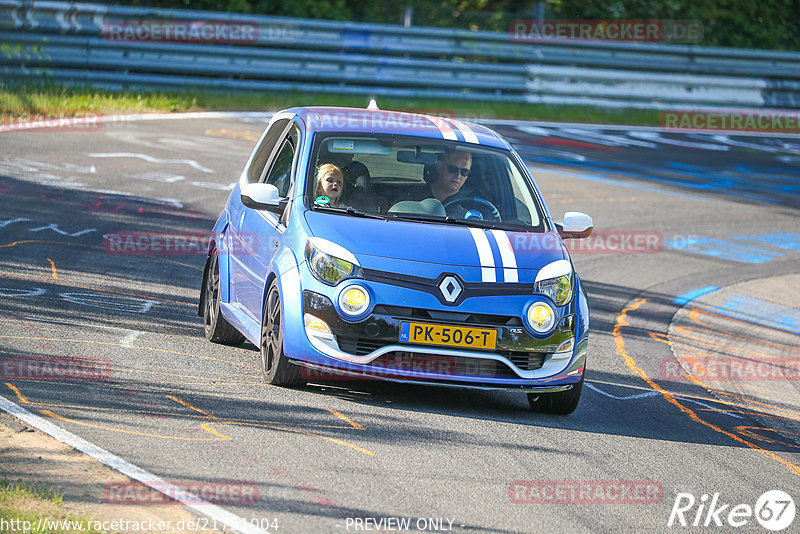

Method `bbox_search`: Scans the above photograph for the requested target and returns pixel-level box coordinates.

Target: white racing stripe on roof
[449,119,480,144]
[468,227,496,282]
[423,115,458,141]
[490,230,518,283]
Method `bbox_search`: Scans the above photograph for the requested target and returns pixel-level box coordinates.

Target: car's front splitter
[289,359,579,393]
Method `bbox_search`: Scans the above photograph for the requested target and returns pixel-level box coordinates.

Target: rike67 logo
[668,490,795,531]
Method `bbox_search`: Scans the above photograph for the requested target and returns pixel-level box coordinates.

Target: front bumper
[297,290,586,388]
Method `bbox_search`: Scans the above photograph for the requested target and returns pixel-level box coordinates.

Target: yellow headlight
[344,289,365,307]
[528,302,555,333]
[339,286,370,316]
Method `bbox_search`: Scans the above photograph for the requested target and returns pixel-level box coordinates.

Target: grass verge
[1,82,661,125]
[0,480,101,534]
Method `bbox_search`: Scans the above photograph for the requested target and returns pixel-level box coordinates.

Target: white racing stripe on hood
[468,227,496,282]
[490,230,518,282]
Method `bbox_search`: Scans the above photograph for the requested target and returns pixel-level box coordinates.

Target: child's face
[320,173,343,201]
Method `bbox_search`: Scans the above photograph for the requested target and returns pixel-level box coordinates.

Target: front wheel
[261,281,306,387]
[527,377,583,415]
[203,250,245,345]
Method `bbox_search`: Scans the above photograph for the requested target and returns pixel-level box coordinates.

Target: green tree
[112,0,799,49]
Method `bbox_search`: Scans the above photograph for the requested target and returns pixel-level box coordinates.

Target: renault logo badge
[438,275,462,303]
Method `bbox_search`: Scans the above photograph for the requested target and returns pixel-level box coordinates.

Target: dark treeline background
[114,0,798,51]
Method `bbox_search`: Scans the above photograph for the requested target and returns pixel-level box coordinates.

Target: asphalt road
[1,113,798,533]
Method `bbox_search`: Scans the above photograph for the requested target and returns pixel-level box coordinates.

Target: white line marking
[119,331,142,345]
[467,227,496,282]
[0,288,46,297]
[88,153,215,174]
[93,190,183,208]
[479,118,800,139]
[190,181,237,191]
[126,171,186,183]
[708,134,798,154]
[58,293,157,314]
[0,217,31,228]
[489,230,518,283]
[0,394,268,534]
[586,382,660,400]
[23,316,143,344]
[28,224,95,237]
[627,130,729,151]
[676,396,745,419]
[586,383,745,419]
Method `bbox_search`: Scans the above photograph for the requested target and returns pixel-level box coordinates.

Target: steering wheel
[443,196,501,222]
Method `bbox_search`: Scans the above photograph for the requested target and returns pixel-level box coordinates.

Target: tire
[527,376,583,415]
[261,280,306,387]
[203,250,245,345]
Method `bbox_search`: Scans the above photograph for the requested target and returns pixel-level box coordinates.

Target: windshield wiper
[388,213,508,229]
[313,205,387,220]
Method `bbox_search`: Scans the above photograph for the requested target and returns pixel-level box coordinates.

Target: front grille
[337,337,548,371]
[505,351,547,371]
[368,352,518,379]
[375,305,522,327]
[337,337,384,356]
[362,268,534,306]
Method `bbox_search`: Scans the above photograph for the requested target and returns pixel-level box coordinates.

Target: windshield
[306,133,547,231]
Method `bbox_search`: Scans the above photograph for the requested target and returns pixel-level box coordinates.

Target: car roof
[281,106,511,150]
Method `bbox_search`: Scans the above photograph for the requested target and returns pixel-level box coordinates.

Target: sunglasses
[446,164,470,177]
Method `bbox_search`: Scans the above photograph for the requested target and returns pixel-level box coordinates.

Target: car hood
[304,210,566,282]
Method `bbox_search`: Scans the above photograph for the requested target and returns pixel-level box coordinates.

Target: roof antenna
[367,99,380,111]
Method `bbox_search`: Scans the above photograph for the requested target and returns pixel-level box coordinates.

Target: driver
[410,149,474,218]
[430,149,471,205]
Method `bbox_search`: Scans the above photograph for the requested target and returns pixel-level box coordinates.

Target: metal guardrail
[2,0,799,109]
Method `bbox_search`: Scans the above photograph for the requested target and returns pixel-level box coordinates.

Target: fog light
[304,314,331,334]
[527,302,555,333]
[556,337,575,353]
[339,285,370,316]
[553,337,575,358]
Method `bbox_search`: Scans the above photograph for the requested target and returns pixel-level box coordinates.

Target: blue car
[200,104,593,414]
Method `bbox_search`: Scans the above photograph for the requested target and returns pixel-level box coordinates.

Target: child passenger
[314,163,344,206]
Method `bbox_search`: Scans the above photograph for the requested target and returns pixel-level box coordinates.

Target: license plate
[399,322,497,350]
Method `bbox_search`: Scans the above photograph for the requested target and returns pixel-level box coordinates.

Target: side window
[247,118,290,183]
[264,139,295,198]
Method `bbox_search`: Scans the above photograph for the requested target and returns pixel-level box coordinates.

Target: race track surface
[1,114,798,533]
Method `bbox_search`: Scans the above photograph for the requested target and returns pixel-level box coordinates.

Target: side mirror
[241,183,287,214]
[557,211,593,239]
